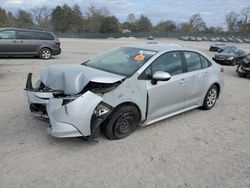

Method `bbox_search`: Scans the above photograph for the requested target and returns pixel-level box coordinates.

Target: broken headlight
[227,57,234,61]
[93,102,112,117]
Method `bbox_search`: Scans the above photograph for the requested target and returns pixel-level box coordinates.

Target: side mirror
[151,71,171,85]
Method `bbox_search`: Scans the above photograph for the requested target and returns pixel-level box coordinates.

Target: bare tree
[241,6,250,33]
[190,13,207,32]
[32,6,51,30]
[225,11,239,33]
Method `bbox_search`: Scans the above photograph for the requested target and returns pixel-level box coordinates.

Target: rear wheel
[103,105,140,140]
[201,85,218,110]
[40,48,52,59]
[232,59,237,66]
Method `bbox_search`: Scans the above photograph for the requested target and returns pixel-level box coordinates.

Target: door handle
[179,78,185,84]
[203,72,208,77]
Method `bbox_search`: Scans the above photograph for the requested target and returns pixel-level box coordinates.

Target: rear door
[182,51,211,107]
[0,29,18,54]
[16,30,41,54]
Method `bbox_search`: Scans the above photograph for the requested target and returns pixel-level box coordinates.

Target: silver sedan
[24,44,224,140]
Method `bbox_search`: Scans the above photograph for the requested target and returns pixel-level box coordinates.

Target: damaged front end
[47,92,113,138]
[24,64,125,138]
[24,73,57,118]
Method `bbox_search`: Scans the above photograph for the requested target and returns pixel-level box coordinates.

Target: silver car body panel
[25,44,224,138]
[25,90,53,104]
[47,91,102,137]
[40,64,125,95]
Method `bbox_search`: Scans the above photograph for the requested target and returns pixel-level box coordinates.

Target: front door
[0,30,18,54]
[142,51,187,122]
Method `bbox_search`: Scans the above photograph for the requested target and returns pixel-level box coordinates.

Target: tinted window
[200,55,212,68]
[17,31,39,39]
[0,30,15,39]
[151,52,183,76]
[39,32,54,40]
[184,52,202,72]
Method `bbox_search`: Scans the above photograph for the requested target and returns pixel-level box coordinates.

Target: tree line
[0,4,249,35]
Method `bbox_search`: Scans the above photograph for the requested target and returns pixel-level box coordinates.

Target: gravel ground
[0,38,249,188]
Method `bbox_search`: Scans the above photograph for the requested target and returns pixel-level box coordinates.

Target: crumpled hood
[40,64,125,95]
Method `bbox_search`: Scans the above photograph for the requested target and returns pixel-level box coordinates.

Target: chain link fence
[56,32,250,39]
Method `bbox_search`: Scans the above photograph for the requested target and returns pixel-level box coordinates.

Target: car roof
[123,44,187,52]
[0,27,51,34]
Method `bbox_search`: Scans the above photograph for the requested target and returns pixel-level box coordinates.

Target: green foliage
[100,16,119,33]
[16,9,34,28]
[0,7,8,26]
[155,20,177,32]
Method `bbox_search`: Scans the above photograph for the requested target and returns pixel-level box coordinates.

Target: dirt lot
[0,38,250,188]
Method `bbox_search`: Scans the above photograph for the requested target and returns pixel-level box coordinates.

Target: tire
[232,59,237,66]
[201,85,218,110]
[103,105,140,140]
[40,48,52,59]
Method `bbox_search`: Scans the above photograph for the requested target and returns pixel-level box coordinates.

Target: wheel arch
[211,82,221,98]
[112,102,142,121]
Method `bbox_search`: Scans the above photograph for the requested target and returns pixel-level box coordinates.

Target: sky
[1,0,250,28]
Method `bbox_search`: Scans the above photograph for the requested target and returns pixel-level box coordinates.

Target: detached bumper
[24,89,53,105]
[46,91,103,138]
[24,73,53,117]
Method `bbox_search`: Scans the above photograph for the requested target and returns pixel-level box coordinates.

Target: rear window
[17,31,39,39]
[38,32,54,40]
[184,52,202,72]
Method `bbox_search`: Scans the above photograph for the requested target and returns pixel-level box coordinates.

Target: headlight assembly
[227,57,234,61]
[93,102,112,117]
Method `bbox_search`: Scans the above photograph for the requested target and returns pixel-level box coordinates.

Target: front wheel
[232,59,237,66]
[40,48,52,59]
[201,85,218,110]
[103,105,140,140]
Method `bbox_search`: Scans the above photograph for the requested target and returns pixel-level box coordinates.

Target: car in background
[243,38,250,43]
[236,55,250,77]
[209,43,226,52]
[179,36,189,41]
[24,44,224,140]
[213,47,247,66]
[0,28,61,59]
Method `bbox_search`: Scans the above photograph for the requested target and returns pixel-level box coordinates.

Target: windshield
[221,48,237,54]
[85,47,157,76]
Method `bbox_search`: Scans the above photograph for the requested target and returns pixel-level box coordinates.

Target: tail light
[55,39,60,48]
[220,67,224,73]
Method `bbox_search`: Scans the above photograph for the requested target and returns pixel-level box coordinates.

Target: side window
[151,51,183,76]
[184,52,202,72]
[17,31,39,40]
[200,55,212,68]
[0,30,15,39]
[39,32,54,40]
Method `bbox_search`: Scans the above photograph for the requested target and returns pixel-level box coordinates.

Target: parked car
[202,36,208,41]
[220,37,228,42]
[0,28,61,59]
[196,37,202,41]
[213,47,247,66]
[179,36,189,41]
[242,38,250,43]
[147,35,154,40]
[209,43,226,52]
[190,36,196,41]
[24,44,224,140]
[236,55,250,77]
